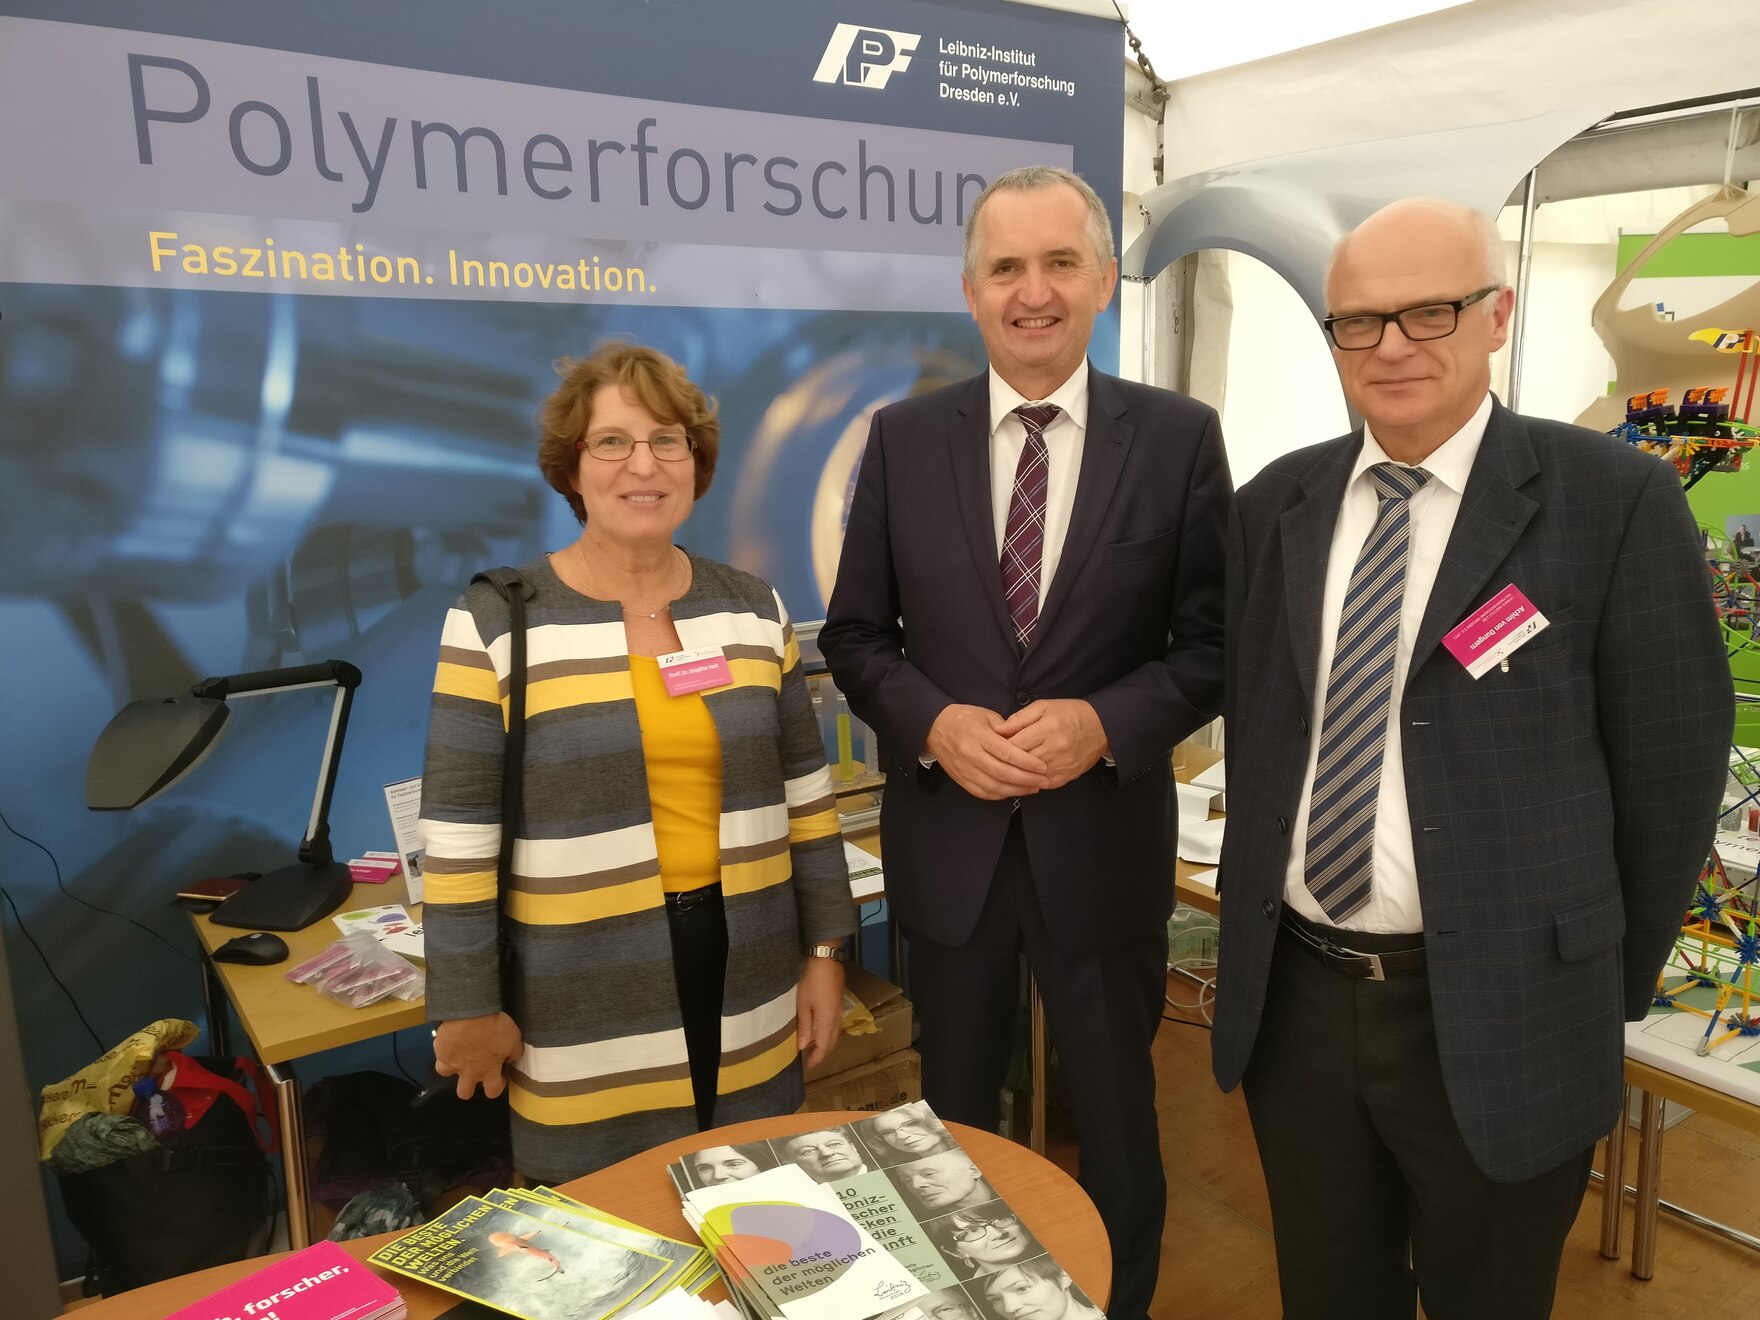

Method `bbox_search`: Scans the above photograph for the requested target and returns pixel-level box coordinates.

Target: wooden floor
[1069,978,1760,1318]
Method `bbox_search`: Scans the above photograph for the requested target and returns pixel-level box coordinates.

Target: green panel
[1613,229,1760,709]
[1685,455,1760,532]
[1734,694,1760,749]
[1618,231,1760,278]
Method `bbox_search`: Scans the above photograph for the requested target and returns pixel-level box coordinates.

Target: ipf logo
[813,23,921,90]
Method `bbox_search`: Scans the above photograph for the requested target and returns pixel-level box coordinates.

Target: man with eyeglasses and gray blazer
[1213,197,1731,1319]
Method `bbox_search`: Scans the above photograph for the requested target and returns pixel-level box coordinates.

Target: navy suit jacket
[1212,402,1733,1182]
[820,367,1229,954]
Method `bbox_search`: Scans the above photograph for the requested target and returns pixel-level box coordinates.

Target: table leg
[1630,1088,1665,1280]
[1599,1088,1628,1260]
[201,956,233,1059]
[1029,976,1047,1156]
[1649,1197,1760,1252]
[265,1061,310,1250]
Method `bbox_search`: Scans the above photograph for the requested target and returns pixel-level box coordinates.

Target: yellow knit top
[629,654,723,893]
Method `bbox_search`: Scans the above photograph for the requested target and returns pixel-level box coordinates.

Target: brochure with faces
[682,1163,925,1320]
[670,1101,1106,1319]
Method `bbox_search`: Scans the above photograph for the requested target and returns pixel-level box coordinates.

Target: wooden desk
[71,1113,1111,1320]
[1175,859,1220,917]
[840,817,899,976]
[1175,743,1224,916]
[1598,1057,1760,1278]
[190,875,428,1248]
[192,859,905,1251]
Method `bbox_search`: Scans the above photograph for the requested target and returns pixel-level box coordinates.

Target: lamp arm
[298,678,357,867]
[187,660,363,866]
[192,660,362,700]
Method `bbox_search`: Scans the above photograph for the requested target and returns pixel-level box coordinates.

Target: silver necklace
[577,543,686,618]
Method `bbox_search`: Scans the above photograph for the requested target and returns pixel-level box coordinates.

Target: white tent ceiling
[1127,0,1472,82]
[1159,0,1760,182]
[1126,0,1760,310]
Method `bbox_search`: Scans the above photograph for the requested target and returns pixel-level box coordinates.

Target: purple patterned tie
[1000,403,1060,648]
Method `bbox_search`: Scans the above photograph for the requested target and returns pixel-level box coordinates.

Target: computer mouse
[213,931,290,965]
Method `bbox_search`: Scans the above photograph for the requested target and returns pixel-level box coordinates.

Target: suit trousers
[907,817,1168,1320]
[1242,918,1595,1320]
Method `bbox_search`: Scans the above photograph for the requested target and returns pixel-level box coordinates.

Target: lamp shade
[85,696,229,810]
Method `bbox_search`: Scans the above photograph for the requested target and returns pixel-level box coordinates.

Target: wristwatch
[806,942,846,962]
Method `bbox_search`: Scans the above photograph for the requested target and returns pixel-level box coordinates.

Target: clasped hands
[923,699,1109,800]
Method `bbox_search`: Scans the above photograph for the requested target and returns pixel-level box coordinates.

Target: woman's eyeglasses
[577,432,696,461]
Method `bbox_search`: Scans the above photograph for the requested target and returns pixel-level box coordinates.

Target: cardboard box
[804,1047,922,1113]
[803,965,912,1083]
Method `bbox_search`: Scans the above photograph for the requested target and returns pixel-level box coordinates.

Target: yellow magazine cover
[370,1197,667,1320]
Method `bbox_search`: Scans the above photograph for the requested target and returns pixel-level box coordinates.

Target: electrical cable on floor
[390,1028,422,1085]
[1161,1013,1213,1030]
[1165,951,1219,1028]
[1164,980,1216,1022]
[0,883,105,1051]
[0,804,197,964]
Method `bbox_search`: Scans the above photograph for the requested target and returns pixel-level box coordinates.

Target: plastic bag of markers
[285,931,425,1008]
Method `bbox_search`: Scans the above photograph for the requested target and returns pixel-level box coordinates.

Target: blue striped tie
[1304,462,1431,923]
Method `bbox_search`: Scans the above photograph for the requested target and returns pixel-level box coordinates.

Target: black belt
[665,883,723,913]
[1279,908,1426,981]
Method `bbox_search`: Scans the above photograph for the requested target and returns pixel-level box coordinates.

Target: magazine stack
[668,1101,1108,1320]
[166,1239,404,1320]
[370,1185,713,1320]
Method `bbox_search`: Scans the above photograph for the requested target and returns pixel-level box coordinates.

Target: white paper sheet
[382,776,425,904]
[1178,816,1226,865]
[1176,781,1218,820]
[844,840,885,903]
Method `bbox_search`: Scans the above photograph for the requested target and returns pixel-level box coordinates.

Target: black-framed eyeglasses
[576,432,696,461]
[949,1214,1019,1243]
[1323,286,1501,351]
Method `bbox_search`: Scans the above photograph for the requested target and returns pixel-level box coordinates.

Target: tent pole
[1508,169,1540,412]
[1142,273,1156,386]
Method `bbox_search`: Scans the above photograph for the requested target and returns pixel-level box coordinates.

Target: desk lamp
[85,660,364,931]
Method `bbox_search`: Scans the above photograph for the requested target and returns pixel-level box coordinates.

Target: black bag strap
[470,568,532,986]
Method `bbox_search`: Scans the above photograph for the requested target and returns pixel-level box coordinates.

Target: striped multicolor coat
[418,553,856,1181]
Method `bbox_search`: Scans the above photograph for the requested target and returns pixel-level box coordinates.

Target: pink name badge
[1442,583,1550,679]
[657,646,732,696]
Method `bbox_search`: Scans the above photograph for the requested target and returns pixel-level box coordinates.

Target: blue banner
[0,0,1123,1233]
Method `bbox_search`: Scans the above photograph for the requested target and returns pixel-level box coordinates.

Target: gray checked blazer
[1211,401,1733,1183]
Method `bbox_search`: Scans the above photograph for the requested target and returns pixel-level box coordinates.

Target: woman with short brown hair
[420,340,854,1181]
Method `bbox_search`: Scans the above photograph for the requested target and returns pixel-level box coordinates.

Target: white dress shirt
[986,362,1089,611]
[1282,393,1493,934]
[917,364,1094,773]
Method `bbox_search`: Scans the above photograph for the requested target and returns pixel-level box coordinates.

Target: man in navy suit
[821,165,1229,1320]
[1213,198,1732,1318]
